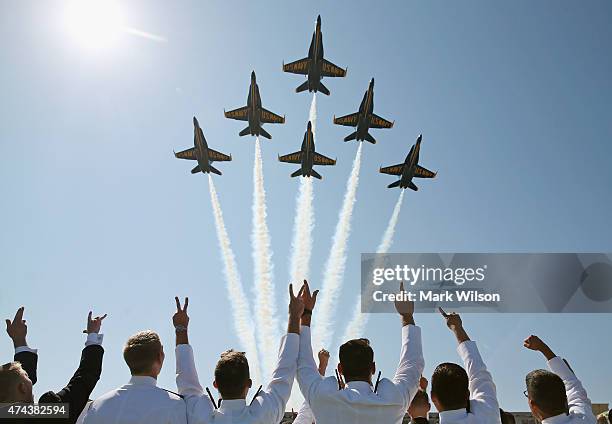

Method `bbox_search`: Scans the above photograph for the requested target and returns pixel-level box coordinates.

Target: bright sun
[63,0,125,49]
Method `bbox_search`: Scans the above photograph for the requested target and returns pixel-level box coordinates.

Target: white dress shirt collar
[439,407,469,423]
[218,398,246,413]
[542,413,571,424]
[345,380,373,393]
[128,376,158,387]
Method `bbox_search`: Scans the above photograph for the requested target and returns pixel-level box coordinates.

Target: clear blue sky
[1,0,611,412]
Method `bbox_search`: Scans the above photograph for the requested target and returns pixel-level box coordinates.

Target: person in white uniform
[297,281,424,424]
[523,335,596,424]
[293,348,332,424]
[173,283,305,424]
[82,330,186,424]
[430,309,501,424]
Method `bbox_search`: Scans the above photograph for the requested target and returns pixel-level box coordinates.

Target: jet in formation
[224,71,285,139]
[278,121,336,179]
[174,117,232,175]
[333,78,394,144]
[283,15,347,95]
[379,135,436,190]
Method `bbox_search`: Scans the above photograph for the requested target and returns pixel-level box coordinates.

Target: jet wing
[313,152,336,166]
[208,148,232,162]
[320,59,347,78]
[260,108,285,124]
[224,106,249,121]
[283,58,310,75]
[333,112,360,127]
[369,113,394,129]
[174,147,197,160]
[379,164,404,175]
[414,165,436,178]
[278,151,302,164]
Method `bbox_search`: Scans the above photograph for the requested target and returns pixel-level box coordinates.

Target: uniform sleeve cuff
[85,333,104,346]
[15,346,38,355]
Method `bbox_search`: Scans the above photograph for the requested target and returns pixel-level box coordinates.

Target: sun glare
[63,0,125,49]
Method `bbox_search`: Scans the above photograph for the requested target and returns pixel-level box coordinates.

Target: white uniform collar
[439,407,468,423]
[128,376,157,387]
[542,413,571,424]
[218,399,246,412]
[345,381,373,392]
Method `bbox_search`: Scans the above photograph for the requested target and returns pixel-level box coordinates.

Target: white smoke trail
[252,138,280,380]
[207,175,262,384]
[341,190,405,342]
[289,95,317,284]
[312,142,363,351]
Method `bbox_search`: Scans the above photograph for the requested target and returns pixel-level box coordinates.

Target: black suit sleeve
[38,344,104,424]
[14,350,38,385]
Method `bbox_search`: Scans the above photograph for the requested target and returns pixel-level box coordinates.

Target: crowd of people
[0,281,606,424]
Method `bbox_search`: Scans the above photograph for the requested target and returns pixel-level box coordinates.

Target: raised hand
[173,297,189,328]
[419,376,428,391]
[83,311,107,334]
[439,307,469,343]
[300,280,319,312]
[5,307,27,347]
[394,282,414,316]
[318,349,330,376]
[288,284,305,334]
[523,335,556,360]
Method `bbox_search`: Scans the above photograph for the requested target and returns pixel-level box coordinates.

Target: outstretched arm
[524,335,594,419]
[392,282,424,408]
[40,311,106,423]
[296,281,324,405]
[441,309,499,417]
[258,283,304,424]
[7,307,38,384]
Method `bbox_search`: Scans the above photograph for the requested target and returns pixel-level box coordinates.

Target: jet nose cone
[317,15,321,24]
[193,116,199,126]
[307,121,312,130]
[251,70,256,80]
[370,78,375,86]
[417,134,422,142]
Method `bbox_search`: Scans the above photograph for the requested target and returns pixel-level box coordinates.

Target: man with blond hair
[82,329,186,424]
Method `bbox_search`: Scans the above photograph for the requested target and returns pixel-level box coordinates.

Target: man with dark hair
[174,282,305,423]
[1,307,106,424]
[82,329,186,423]
[296,281,424,424]
[523,335,596,424]
[430,309,500,424]
[408,377,431,424]
[500,409,516,424]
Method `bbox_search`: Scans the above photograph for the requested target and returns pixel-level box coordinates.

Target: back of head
[214,350,250,399]
[525,369,567,418]
[0,362,30,403]
[431,362,469,411]
[339,338,374,381]
[123,330,163,376]
[500,409,516,424]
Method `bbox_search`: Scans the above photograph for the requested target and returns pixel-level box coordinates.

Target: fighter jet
[224,71,285,140]
[174,117,232,175]
[333,78,394,144]
[283,15,346,95]
[278,121,336,179]
[379,135,436,190]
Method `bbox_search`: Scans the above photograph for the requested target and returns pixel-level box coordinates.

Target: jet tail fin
[344,131,358,142]
[387,180,400,189]
[191,165,201,174]
[296,81,309,93]
[291,169,302,178]
[209,165,222,176]
[408,181,418,191]
[310,169,322,179]
[259,127,272,139]
[239,126,251,137]
[317,81,330,96]
[365,132,377,144]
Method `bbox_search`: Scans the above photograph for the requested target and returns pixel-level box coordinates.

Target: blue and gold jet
[174,117,232,175]
[333,78,394,144]
[224,71,285,140]
[283,15,347,96]
[380,135,436,190]
[278,121,336,179]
